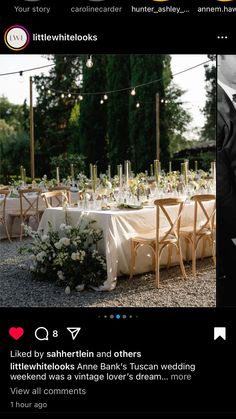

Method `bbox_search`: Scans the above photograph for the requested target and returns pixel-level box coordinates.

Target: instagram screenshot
[0,0,236,417]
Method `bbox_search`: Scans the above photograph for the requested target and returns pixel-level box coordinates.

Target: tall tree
[106,55,130,174]
[0,96,29,182]
[79,55,107,174]
[165,83,192,158]
[128,55,172,173]
[34,55,82,175]
[0,95,27,129]
[201,55,216,142]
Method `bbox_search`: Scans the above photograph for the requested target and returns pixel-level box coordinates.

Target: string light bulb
[18,71,25,84]
[61,93,65,99]
[86,55,93,68]
[47,89,51,94]
[68,93,72,98]
[100,99,104,104]
[136,102,140,108]
[104,94,108,100]
[131,88,136,96]
[79,95,83,101]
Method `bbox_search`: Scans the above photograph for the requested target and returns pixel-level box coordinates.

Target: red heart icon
[9,327,24,340]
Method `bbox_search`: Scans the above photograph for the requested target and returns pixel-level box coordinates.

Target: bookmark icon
[214,327,226,341]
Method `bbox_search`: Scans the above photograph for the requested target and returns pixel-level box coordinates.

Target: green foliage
[22,218,107,291]
[165,83,192,160]
[79,55,108,173]
[128,55,175,172]
[50,153,85,180]
[197,150,216,171]
[68,102,80,153]
[201,55,216,142]
[1,55,193,182]
[173,141,215,172]
[0,96,30,183]
[106,55,130,173]
[34,55,82,175]
[0,95,27,128]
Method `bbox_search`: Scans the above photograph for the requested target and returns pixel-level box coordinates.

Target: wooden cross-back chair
[48,187,71,205]
[8,188,41,240]
[41,190,70,209]
[180,194,216,277]
[130,197,187,288]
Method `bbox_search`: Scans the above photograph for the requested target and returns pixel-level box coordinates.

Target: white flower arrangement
[76,173,89,191]
[21,217,107,292]
[99,174,112,189]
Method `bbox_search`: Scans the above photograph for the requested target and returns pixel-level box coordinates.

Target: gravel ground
[0,238,216,307]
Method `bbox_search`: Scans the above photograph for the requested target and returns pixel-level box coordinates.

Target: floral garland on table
[21,216,107,294]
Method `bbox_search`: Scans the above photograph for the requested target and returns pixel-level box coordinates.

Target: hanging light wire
[0,63,55,77]
[45,59,212,97]
[0,59,212,98]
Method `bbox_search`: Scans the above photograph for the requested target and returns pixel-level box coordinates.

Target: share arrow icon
[67,327,81,340]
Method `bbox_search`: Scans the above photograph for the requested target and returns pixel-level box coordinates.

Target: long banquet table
[37,202,214,291]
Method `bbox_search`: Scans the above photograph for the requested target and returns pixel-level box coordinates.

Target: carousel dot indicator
[110,315,114,319]
[122,315,127,319]
[116,314,121,319]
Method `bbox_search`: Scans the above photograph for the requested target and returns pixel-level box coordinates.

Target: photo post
[0,1,235,417]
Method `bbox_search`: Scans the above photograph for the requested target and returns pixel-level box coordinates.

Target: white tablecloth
[38,202,214,291]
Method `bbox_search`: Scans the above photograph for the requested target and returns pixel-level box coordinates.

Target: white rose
[59,223,66,230]
[65,286,71,295]
[41,235,49,242]
[65,225,72,232]
[71,252,77,261]
[92,250,98,258]
[57,270,65,280]
[79,251,86,262]
[36,251,47,262]
[55,242,62,250]
[60,237,70,247]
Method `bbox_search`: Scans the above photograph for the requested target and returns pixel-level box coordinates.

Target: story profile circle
[4,25,30,51]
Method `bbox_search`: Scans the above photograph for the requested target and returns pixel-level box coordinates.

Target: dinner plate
[117,204,143,210]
